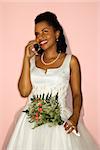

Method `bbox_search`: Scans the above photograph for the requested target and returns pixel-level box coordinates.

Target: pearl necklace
[41,52,61,66]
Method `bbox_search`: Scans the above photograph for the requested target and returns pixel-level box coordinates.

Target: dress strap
[63,54,72,67]
[61,54,72,75]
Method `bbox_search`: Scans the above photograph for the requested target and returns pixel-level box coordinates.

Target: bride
[7,11,99,150]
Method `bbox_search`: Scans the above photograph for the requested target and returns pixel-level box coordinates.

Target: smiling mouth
[40,40,48,46]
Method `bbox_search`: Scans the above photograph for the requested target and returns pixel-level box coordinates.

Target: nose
[37,32,45,41]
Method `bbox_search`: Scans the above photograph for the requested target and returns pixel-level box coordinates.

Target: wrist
[24,55,31,61]
[68,114,79,126]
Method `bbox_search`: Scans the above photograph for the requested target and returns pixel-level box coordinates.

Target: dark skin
[64,55,82,133]
[35,52,67,71]
[18,21,82,133]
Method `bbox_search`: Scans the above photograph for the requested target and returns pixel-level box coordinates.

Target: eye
[43,29,48,34]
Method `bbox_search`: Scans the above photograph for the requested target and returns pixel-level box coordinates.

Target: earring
[56,38,59,42]
[58,50,61,53]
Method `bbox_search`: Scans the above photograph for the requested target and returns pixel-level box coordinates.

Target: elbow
[73,92,82,99]
[18,85,32,98]
[19,91,31,97]
[73,92,83,103]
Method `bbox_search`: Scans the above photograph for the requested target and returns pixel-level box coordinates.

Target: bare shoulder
[70,54,81,73]
[70,54,80,67]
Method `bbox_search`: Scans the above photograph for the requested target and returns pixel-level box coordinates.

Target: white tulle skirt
[6,110,99,150]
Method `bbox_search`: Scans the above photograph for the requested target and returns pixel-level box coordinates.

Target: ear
[55,30,60,40]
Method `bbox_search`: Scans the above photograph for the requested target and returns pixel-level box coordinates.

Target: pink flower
[38,107,43,112]
[35,112,39,117]
[35,116,39,121]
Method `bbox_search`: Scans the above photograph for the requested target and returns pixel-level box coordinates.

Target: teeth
[40,40,47,45]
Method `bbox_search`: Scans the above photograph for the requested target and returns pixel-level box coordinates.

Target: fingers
[64,122,74,134]
[67,127,74,134]
[27,41,35,49]
[26,40,39,55]
[31,48,38,55]
[27,40,39,54]
[28,39,39,45]
[25,40,36,51]
[64,120,77,134]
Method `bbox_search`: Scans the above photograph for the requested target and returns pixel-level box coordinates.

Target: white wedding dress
[7,54,99,150]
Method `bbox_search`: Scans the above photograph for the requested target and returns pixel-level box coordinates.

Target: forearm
[18,55,32,97]
[69,93,83,125]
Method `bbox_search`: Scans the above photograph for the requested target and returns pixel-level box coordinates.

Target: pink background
[0,1,100,149]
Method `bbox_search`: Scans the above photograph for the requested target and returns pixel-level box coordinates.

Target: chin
[41,42,52,50]
[41,46,49,51]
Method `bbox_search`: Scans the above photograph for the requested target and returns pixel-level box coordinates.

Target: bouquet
[23,92,64,129]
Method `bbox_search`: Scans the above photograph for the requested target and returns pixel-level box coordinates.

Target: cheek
[48,32,56,41]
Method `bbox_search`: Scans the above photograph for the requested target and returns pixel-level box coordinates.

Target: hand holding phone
[33,43,44,54]
[25,40,39,59]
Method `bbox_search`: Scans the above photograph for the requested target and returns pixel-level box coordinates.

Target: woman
[7,11,99,150]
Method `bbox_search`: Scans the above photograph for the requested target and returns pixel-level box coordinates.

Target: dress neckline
[34,53,69,74]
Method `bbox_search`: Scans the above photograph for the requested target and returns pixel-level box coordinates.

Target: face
[35,21,60,51]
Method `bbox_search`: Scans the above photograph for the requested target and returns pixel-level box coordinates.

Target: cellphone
[34,43,44,54]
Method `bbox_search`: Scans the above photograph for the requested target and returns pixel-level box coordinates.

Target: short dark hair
[35,11,67,53]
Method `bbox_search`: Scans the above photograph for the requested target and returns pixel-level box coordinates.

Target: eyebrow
[35,27,49,34]
[42,27,49,31]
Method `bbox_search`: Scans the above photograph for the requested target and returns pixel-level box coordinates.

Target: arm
[18,40,38,97]
[69,55,83,126]
[18,56,32,97]
[64,55,83,133]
